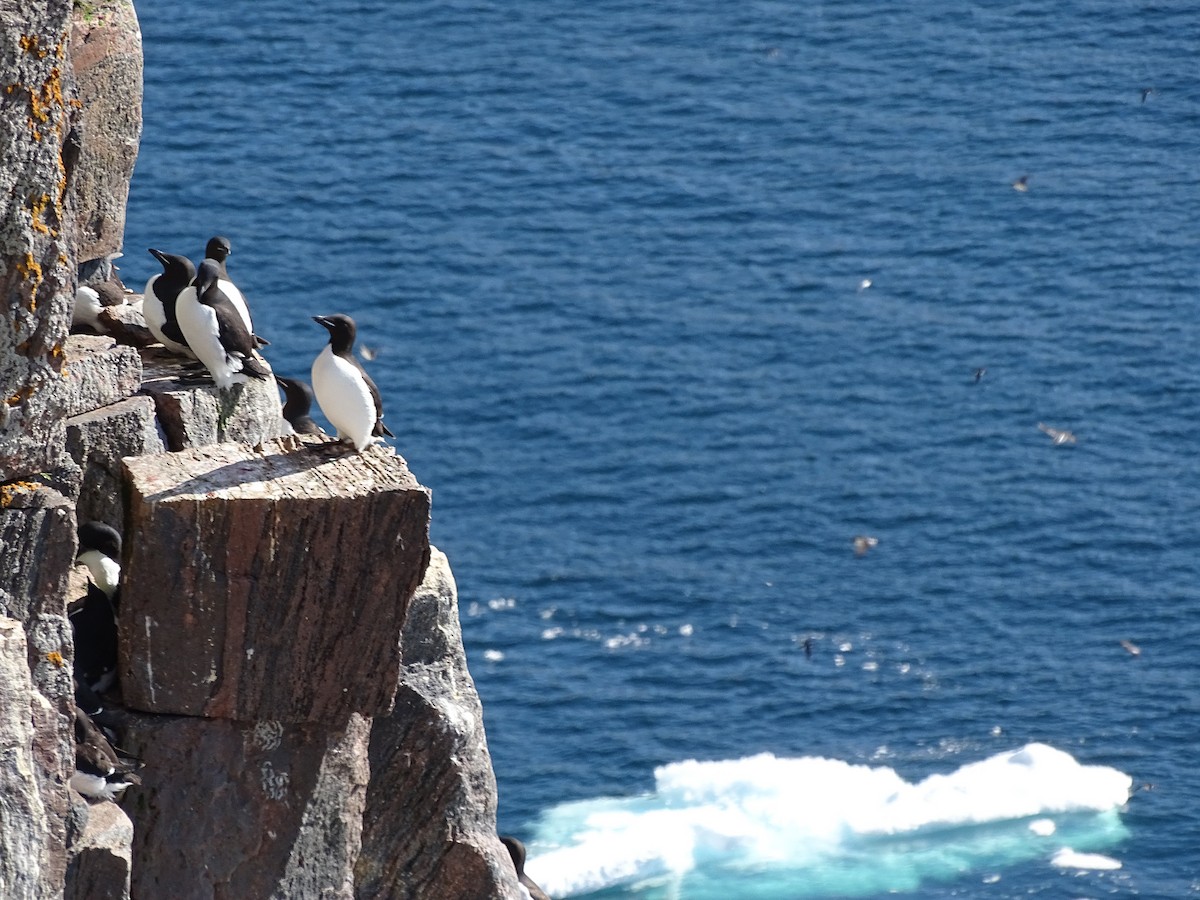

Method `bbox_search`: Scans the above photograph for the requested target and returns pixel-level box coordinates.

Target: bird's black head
[275,375,314,413]
[313,314,357,354]
[204,235,232,262]
[500,836,527,872]
[77,521,122,561]
[149,248,196,284]
[192,258,222,296]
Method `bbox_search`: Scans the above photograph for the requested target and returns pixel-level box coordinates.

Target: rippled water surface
[125,2,1200,896]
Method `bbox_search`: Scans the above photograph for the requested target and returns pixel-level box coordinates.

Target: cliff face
[0,3,525,898]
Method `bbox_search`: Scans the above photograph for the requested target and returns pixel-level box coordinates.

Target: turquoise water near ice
[124,2,1200,896]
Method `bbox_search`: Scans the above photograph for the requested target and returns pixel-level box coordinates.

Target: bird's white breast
[176,288,242,390]
[312,347,376,450]
[78,549,120,599]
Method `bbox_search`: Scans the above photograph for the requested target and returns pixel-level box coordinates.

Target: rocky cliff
[1,3,526,898]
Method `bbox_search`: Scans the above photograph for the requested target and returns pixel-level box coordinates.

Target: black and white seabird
[275,375,324,435]
[72,280,128,334]
[144,248,197,356]
[176,260,272,391]
[311,314,394,451]
[77,520,121,603]
[202,235,267,347]
[70,706,141,802]
[500,836,552,900]
[72,522,122,695]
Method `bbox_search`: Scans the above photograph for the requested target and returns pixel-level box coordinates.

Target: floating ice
[524,743,1132,898]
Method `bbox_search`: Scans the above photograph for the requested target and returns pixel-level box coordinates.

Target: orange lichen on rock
[0,481,42,507]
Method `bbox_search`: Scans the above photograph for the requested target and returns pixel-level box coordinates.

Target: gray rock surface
[61,334,141,418]
[67,0,143,266]
[357,548,527,900]
[0,617,52,900]
[140,346,290,451]
[122,712,370,900]
[0,0,77,480]
[63,801,133,900]
[66,394,164,532]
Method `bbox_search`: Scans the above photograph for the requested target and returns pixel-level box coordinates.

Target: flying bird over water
[311,314,394,452]
[1037,422,1077,445]
[1012,174,1029,192]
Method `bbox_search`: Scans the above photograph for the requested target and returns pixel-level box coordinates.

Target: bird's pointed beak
[313,315,332,329]
[148,248,167,264]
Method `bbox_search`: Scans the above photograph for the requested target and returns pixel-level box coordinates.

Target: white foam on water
[1051,848,1122,870]
[525,743,1131,898]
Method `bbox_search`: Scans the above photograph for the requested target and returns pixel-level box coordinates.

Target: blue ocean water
[123,2,1200,896]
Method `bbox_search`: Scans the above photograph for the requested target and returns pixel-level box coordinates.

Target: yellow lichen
[29,193,53,235]
[46,651,64,668]
[0,481,42,507]
[19,35,49,59]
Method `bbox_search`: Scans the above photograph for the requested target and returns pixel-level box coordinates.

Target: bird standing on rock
[311,314,393,452]
[72,521,122,696]
[275,375,324,435]
[144,248,197,356]
[176,260,272,390]
[70,706,141,802]
[202,235,267,347]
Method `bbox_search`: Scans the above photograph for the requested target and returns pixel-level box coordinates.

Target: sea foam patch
[525,743,1131,898]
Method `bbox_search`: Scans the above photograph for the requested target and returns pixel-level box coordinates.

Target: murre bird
[500,836,552,900]
[72,281,128,334]
[275,375,324,435]
[70,706,141,802]
[311,314,394,451]
[76,521,121,603]
[72,522,122,695]
[202,235,267,347]
[144,248,197,356]
[176,260,272,390]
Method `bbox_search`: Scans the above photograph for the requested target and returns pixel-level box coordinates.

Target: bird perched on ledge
[144,248,197,356]
[70,706,141,803]
[176,260,272,390]
[311,314,393,451]
[202,235,268,347]
[275,375,324,435]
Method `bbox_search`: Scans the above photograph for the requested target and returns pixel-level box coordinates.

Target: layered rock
[358,548,526,900]
[119,438,431,721]
[67,0,142,272]
[122,713,370,900]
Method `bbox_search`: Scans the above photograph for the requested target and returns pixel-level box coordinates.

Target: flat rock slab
[62,335,142,419]
[66,395,165,534]
[120,438,431,722]
[138,346,288,451]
